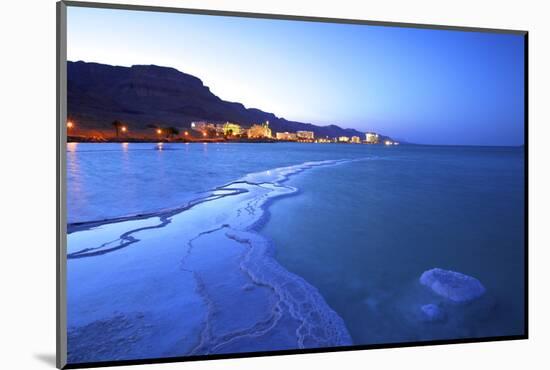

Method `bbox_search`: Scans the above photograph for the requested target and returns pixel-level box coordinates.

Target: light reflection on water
[67,142,78,152]
[66,142,523,228]
[66,142,84,209]
[68,142,375,222]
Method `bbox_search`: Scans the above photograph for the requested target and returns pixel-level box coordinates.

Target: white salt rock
[420,268,486,303]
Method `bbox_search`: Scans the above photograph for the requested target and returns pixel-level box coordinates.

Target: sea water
[66,142,524,361]
[261,144,525,343]
[67,142,373,223]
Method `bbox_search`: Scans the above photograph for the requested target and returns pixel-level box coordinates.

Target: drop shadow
[34,353,56,367]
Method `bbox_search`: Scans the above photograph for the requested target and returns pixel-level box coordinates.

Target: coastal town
[67,119,400,145]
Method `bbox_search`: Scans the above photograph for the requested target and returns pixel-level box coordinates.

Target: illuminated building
[365,132,379,144]
[223,122,242,136]
[315,137,331,143]
[351,136,361,143]
[276,132,297,141]
[191,121,215,131]
[296,131,315,140]
[247,121,272,139]
[215,123,225,135]
[338,136,350,142]
[191,122,213,137]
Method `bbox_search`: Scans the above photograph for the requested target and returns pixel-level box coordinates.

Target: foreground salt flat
[67,160,356,364]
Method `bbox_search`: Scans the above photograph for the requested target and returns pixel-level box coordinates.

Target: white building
[276,132,298,141]
[223,122,242,136]
[247,122,272,139]
[296,131,315,140]
[191,121,217,132]
[365,132,379,144]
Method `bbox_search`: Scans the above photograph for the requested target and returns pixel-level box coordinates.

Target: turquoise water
[67,142,525,347]
[68,142,380,222]
[261,145,525,343]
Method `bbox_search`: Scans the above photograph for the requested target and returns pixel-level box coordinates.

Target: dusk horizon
[67,59,524,147]
[67,7,525,146]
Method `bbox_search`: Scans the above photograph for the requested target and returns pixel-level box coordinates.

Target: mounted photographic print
[56,1,528,368]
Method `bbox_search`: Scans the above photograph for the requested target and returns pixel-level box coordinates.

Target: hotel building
[247,121,272,139]
[276,132,298,141]
[191,121,215,131]
[365,132,379,144]
[296,131,315,140]
[223,122,242,136]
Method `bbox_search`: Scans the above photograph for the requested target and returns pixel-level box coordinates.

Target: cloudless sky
[67,6,525,145]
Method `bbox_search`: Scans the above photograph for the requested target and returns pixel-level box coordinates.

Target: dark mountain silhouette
[67,61,381,139]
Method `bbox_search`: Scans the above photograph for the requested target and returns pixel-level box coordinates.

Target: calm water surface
[261,144,525,343]
[67,142,525,344]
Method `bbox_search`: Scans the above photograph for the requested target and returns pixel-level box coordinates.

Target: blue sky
[67,7,525,145]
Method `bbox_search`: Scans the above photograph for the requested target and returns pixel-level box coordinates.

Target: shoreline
[67,159,357,253]
[68,136,279,144]
[66,140,524,148]
[66,159,359,363]
[67,137,390,145]
[66,158,364,231]
[67,139,378,145]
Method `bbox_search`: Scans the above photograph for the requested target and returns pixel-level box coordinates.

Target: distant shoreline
[66,137,524,148]
[68,136,275,144]
[65,140,525,148]
[66,137,386,145]
[66,139,391,145]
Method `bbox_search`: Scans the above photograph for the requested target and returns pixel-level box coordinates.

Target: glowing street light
[202,132,207,137]
[67,121,74,129]
[121,126,127,133]
[184,131,189,136]
[156,128,162,135]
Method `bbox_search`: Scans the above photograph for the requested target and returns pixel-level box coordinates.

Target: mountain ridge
[67,61,382,139]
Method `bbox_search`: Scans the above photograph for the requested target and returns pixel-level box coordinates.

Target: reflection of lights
[121,142,129,152]
[67,121,74,129]
[67,142,78,152]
